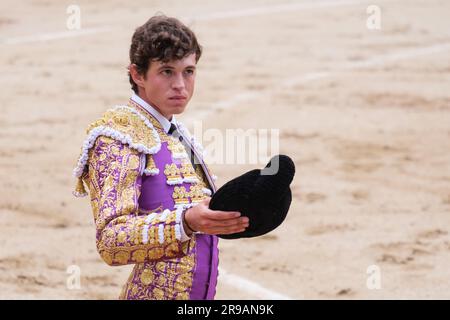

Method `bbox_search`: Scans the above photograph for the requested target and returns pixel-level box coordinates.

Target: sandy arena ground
[1,0,450,299]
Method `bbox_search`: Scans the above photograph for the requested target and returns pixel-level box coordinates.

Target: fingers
[208,223,248,235]
[211,216,249,228]
[204,216,250,235]
[201,197,240,220]
[206,210,241,221]
[192,198,251,235]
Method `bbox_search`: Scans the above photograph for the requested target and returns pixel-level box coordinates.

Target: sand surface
[1,0,450,299]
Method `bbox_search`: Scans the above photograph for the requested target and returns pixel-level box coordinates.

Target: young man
[73,15,249,300]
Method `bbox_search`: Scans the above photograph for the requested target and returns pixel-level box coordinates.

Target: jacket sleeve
[85,135,188,266]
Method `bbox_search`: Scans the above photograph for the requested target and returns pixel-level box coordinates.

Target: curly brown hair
[128,15,203,94]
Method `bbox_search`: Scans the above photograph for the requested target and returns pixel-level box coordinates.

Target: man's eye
[185,69,194,75]
[162,70,172,75]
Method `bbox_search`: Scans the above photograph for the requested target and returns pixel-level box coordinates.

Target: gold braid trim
[73,105,161,197]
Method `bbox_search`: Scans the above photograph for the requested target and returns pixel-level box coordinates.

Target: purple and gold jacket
[73,98,219,300]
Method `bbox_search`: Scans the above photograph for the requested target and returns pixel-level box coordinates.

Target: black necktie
[168,123,197,168]
[168,123,177,135]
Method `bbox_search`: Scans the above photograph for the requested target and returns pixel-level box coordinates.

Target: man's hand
[183,198,249,236]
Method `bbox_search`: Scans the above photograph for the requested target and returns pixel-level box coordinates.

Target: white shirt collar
[131,92,177,134]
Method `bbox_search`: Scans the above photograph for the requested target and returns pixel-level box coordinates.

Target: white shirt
[131,92,177,134]
[130,92,192,241]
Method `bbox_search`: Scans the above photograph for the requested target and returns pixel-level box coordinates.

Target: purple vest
[135,105,219,300]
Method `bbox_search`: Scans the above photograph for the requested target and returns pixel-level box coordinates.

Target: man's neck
[131,92,175,134]
[136,91,172,121]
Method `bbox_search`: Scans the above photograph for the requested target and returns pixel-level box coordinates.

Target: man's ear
[129,64,145,87]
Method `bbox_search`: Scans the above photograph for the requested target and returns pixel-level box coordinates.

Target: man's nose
[171,73,185,90]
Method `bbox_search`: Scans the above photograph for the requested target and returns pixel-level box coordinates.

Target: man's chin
[168,103,187,114]
[170,106,186,114]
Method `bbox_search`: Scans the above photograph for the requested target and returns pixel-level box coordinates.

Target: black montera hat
[209,154,295,239]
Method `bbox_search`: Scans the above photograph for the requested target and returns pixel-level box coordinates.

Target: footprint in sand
[304,192,326,204]
[306,223,356,236]
[372,231,448,267]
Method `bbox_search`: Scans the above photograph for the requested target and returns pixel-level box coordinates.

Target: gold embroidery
[114,251,130,265]
[148,226,158,244]
[164,163,183,184]
[105,229,115,238]
[140,268,154,286]
[166,212,176,224]
[117,231,127,244]
[120,236,197,300]
[131,284,138,296]
[133,231,141,245]
[164,225,174,244]
[128,99,163,130]
[139,205,163,215]
[156,275,166,287]
[165,242,180,258]
[113,113,131,128]
[174,281,185,293]
[86,136,186,267]
[172,186,189,206]
[195,165,209,189]
[167,137,186,156]
[148,247,164,260]
[111,145,120,156]
[156,262,166,273]
[100,251,113,265]
[116,216,127,224]
[91,200,99,220]
[132,249,146,262]
[145,154,159,174]
[80,106,160,163]
[153,287,164,299]
[188,184,205,204]
[128,154,140,170]
[175,292,189,300]
[180,161,198,183]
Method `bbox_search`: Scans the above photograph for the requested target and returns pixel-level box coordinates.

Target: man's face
[133,53,197,120]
